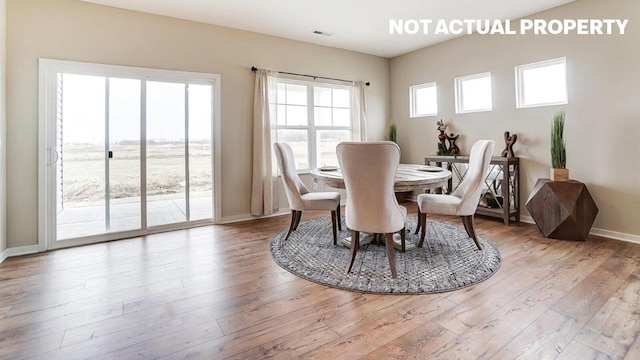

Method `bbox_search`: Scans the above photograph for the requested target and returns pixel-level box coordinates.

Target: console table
[424,155,520,225]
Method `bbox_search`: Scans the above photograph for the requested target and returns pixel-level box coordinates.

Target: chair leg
[384,233,398,279]
[374,233,382,244]
[336,204,342,231]
[347,230,360,274]
[400,227,406,253]
[284,210,299,240]
[331,210,338,245]
[292,210,303,230]
[414,209,422,234]
[418,212,427,247]
[461,215,483,250]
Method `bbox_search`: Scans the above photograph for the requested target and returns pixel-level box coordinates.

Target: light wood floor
[1,203,639,359]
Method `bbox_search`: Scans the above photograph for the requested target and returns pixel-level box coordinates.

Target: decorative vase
[550,168,569,182]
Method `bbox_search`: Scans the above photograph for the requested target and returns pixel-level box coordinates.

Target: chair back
[273,142,309,211]
[452,140,495,215]
[337,141,405,234]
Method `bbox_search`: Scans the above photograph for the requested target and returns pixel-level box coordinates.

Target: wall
[0,0,7,256]
[5,0,390,248]
[390,0,640,238]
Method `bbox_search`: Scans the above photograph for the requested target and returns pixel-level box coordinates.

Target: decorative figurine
[436,119,460,155]
[501,131,518,157]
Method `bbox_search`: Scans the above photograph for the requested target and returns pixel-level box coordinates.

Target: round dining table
[311,164,452,249]
[310,163,452,193]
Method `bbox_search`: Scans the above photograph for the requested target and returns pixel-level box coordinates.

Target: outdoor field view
[56,73,213,240]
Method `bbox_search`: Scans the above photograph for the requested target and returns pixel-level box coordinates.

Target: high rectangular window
[273,80,353,170]
[409,82,437,118]
[455,72,492,114]
[516,57,567,108]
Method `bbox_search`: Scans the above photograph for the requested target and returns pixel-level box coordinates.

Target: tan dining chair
[416,139,495,250]
[337,141,407,279]
[273,142,341,244]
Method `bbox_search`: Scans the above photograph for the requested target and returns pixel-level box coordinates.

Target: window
[274,80,353,170]
[515,57,567,108]
[455,72,492,114]
[409,82,437,117]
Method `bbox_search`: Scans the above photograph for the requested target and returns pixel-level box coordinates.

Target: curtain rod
[251,66,370,86]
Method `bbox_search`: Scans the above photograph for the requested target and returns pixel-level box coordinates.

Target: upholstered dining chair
[273,142,341,244]
[337,141,407,279]
[416,139,495,250]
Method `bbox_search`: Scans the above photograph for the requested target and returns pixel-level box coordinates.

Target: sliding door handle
[49,147,59,166]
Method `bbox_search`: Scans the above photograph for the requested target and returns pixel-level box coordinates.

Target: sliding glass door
[146,81,214,227]
[40,59,220,249]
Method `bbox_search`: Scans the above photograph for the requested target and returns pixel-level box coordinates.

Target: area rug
[270,216,501,294]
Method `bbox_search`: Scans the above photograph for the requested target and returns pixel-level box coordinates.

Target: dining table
[310,163,452,249]
[310,163,452,193]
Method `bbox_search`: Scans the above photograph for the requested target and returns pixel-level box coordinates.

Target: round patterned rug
[270,216,501,294]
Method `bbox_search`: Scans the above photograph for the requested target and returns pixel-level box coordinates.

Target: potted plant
[387,123,410,202]
[550,111,568,181]
[388,123,397,143]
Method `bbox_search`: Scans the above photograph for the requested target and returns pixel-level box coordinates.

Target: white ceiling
[82,0,574,58]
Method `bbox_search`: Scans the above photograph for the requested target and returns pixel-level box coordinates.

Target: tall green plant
[388,123,398,143]
[551,111,566,169]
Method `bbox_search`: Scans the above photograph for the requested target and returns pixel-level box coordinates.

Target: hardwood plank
[574,272,640,358]
[551,254,639,322]
[216,285,343,334]
[225,322,339,360]
[157,307,345,359]
[0,301,123,349]
[0,206,639,359]
[358,320,456,359]
[92,320,225,360]
[29,306,225,360]
[556,340,614,360]
[0,305,10,319]
[428,284,567,359]
[312,293,415,336]
[0,331,65,360]
[297,296,454,359]
[433,266,551,335]
[614,240,640,262]
[540,238,619,292]
[624,333,640,360]
[490,309,584,360]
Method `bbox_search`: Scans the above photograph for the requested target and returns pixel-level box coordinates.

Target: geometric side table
[525,179,599,241]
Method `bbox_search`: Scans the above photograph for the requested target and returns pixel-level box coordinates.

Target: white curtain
[250,69,278,216]
[352,81,368,141]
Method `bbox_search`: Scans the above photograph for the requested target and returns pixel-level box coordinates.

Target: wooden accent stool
[525,179,598,241]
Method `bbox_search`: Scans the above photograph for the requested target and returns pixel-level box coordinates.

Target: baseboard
[220,201,347,225]
[590,228,640,244]
[220,209,290,224]
[0,244,41,263]
[519,215,640,244]
[519,215,536,225]
[0,248,8,264]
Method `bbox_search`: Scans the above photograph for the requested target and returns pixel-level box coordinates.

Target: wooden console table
[424,155,520,225]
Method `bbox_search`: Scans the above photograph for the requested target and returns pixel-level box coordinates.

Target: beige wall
[390,0,640,238]
[0,0,6,254]
[5,0,390,248]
